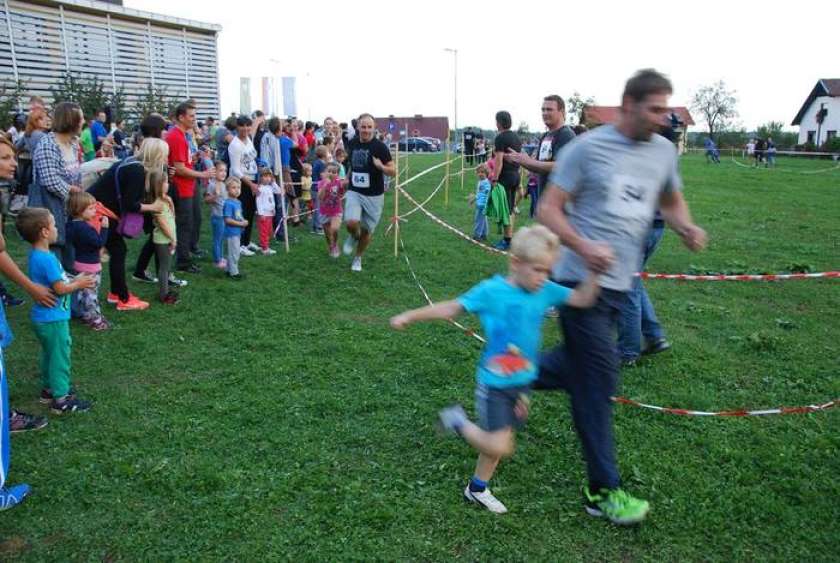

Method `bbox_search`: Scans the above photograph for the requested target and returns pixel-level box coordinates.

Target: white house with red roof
[791,79,840,147]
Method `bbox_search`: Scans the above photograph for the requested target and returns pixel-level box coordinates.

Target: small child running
[255,167,281,255]
[317,162,345,258]
[390,225,599,514]
[65,192,110,330]
[16,208,96,413]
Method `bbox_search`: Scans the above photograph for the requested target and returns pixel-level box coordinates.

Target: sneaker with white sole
[464,485,508,514]
[342,236,357,256]
[247,242,261,253]
[240,246,255,257]
[351,256,362,272]
[584,486,650,525]
[168,274,188,288]
[132,271,158,284]
[261,248,277,256]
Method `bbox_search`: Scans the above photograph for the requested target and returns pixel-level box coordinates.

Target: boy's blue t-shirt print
[457,275,572,388]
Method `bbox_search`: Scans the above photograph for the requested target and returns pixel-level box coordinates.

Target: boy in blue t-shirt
[391,225,599,514]
[15,208,96,413]
[222,178,248,279]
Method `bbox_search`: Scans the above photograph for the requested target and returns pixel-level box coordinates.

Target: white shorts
[343,191,384,234]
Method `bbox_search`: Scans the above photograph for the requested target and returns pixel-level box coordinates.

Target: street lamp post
[443,48,458,140]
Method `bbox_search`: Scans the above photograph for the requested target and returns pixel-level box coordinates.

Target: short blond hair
[225,177,241,192]
[510,224,559,263]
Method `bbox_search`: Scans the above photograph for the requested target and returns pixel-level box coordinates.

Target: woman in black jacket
[87,138,166,311]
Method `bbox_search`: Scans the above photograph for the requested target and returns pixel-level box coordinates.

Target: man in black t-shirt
[463,128,476,165]
[491,111,521,250]
[504,95,575,205]
[342,113,395,272]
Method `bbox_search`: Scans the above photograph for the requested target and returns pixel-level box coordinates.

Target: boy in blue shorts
[390,225,599,513]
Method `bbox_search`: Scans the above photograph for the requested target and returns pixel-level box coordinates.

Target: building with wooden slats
[0,0,221,117]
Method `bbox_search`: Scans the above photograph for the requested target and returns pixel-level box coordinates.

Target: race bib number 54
[352,172,370,188]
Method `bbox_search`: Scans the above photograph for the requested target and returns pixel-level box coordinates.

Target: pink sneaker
[215,259,227,269]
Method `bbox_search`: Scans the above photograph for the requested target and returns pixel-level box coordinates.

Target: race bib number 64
[352,172,370,188]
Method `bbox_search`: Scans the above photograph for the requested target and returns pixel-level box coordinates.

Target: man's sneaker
[168,274,188,287]
[191,248,207,258]
[176,263,201,274]
[261,248,277,256]
[116,294,149,311]
[131,271,158,284]
[0,484,31,511]
[342,236,357,256]
[240,245,255,257]
[50,394,92,414]
[106,292,119,304]
[351,256,362,272]
[10,410,48,433]
[493,239,510,251]
[464,485,508,514]
[247,242,261,253]
[642,338,671,356]
[584,486,650,525]
[437,404,468,435]
[2,293,24,307]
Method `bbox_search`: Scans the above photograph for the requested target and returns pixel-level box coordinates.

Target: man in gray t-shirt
[534,69,706,526]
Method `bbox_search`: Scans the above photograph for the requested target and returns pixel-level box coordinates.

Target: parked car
[420,137,442,151]
[397,137,441,152]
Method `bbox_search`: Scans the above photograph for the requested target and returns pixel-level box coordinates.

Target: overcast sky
[130,0,837,132]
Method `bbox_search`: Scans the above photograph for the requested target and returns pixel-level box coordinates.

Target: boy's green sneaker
[584,486,650,525]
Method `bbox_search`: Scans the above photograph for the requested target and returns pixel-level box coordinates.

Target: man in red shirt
[167,101,213,273]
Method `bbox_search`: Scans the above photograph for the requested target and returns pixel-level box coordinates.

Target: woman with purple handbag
[87,139,168,311]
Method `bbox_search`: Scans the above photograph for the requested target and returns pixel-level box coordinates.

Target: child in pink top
[317,162,345,258]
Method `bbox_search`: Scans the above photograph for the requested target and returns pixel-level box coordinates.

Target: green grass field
[0,153,838,561]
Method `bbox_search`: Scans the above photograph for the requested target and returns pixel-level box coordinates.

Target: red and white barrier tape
[639,271,840,281]
[396,185,511,256]
[397,232,838,418]
[613,396,838,416]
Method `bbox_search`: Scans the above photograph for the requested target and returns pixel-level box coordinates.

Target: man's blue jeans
[534,285,627,491]
[617,226,665,361]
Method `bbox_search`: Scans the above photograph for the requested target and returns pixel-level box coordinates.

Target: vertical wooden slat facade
[0,0,220,118]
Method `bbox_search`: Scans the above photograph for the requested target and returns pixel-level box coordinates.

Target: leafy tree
[0,79,27,130]
[690,81,738,141]
[516,121,530,135]
[132,84,180,124]
[567,91,595,125]
[756,121,797,149]
[49,73,109,120]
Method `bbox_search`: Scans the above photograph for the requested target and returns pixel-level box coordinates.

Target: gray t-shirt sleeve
[548,138,583,194]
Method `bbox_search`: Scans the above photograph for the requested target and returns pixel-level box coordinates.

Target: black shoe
[190,248,207,258]
[642,338,671,356]
[131,271,158,284]
[176,264,201,274]
[227,273,243,281]
[50,394,92,414]
[2,294,24,307]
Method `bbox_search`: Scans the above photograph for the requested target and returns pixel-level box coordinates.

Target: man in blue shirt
[391,225,599,514]
[90,110,109,153]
